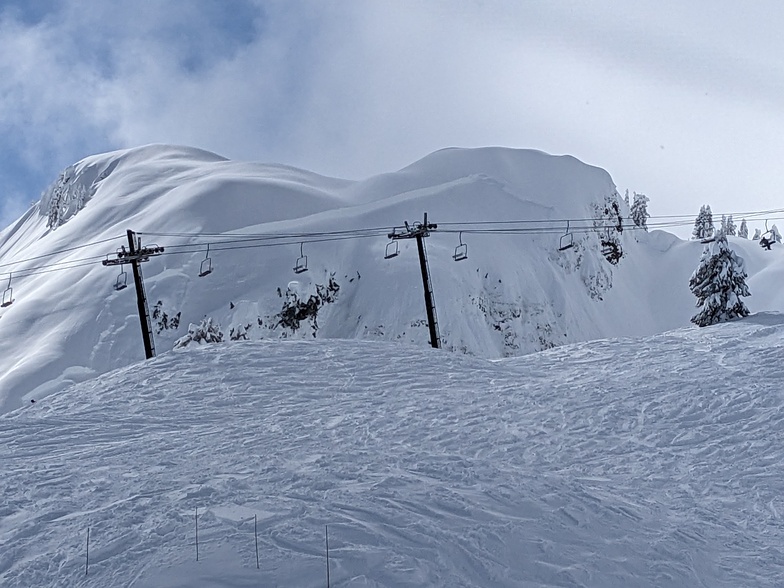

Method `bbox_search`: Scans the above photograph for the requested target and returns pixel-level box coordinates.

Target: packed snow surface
[3,314,784,587]
[0,144,781,413]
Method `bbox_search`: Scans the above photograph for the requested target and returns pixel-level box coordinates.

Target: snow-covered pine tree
[752,228,761,240]
[720,214,737,236]
[738,219,748,239]
[771,224,782,243]
[623,189,630,207]
[725,215,736,236]
[689,233,750,327]
[692,205,714,240]
[630,192,650,230]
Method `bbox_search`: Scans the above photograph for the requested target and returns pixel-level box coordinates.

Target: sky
[1,0,783,234]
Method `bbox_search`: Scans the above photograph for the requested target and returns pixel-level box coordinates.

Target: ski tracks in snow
[3,321,784,586]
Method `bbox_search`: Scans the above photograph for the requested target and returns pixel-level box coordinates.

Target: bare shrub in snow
[152,301,181,334]
[275,274,340,337]
[593,194,624,265]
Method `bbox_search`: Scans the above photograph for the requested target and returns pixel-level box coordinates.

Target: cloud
[0,17,101,158]
[281,0,784,226]
[1,0,784,236]
[0,1,334,172]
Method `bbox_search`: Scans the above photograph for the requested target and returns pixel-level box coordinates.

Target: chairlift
[558,221,574,251]
[1,274,13,308]
[114,269,128,291]
[293,242,308,274]
[700,234,716,244]
[199,243,213,277]
[384,240,399,259]
[453,232,468,261]
[759,220,776,251]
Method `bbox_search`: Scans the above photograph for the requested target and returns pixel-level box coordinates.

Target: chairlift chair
[759,221,776,250]
[199,244,213,277]
[114,269,128,291]
[1,274,13,308]
[700,235,716,244]
[453,232,468,261]
[759,230,775,250]
[384,241,399,259]
[558,221,574,251]
[293,242,308,274]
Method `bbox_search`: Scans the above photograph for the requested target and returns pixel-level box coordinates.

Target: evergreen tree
[738,219,748,239]
[630,192,650,230]
[752,228,761,240]
[718,214,736,236]
[689,233,750,327]
[692,205,714,240]
[725,215,736,236]
[771,224,782,243]
[623,189,630,207]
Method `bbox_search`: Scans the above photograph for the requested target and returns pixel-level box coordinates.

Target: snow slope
[3,315,784,587]
[0,144,780,412]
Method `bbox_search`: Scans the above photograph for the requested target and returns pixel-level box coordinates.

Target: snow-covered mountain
[3,316,784,587]
[4,145,784,586]
[0,145,780,413]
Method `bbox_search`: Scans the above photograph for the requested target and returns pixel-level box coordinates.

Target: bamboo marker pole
[254,514,259,569]
[85,527,90,576]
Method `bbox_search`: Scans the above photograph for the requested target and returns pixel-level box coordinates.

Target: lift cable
[137,227,391,240]
[2,259,99,279]
[155,232,384,258]
[2,205,783,280]
[0,234,126,270]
